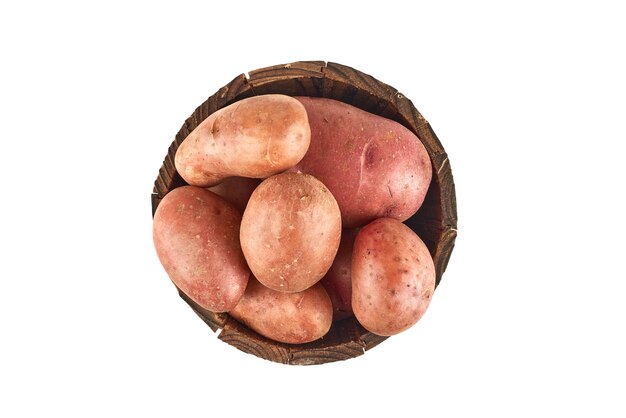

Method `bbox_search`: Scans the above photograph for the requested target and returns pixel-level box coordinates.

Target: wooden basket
[151,61,457,365]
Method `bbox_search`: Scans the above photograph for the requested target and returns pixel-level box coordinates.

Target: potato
[153,186,250,312]
[175,94,311,187]
[230,277,332,344]
[207,176,261,213]
[352,218,435,336]
[291,97,432,228]
[320,228,359,321]
[240,172,341,293]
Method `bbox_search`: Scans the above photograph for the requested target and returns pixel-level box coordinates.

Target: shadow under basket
[151,61,458,365]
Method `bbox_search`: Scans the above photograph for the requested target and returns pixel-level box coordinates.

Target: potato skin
[352,218,435,336]
[240,172,341,293]
[175,94,311,187]
[291,97,432,228]
[320,228,359,321]
[207,176,261,213]
[153,186,250,312]
[230,277,332,344]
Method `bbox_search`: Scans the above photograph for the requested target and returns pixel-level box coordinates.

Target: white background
[1,1,625,416]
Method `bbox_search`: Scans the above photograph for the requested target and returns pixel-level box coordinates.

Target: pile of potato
[153,94,436,345]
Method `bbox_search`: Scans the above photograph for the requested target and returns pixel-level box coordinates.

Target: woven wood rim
[151,61,457,365]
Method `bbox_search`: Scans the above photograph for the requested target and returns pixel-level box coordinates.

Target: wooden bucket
[151,61,457,365]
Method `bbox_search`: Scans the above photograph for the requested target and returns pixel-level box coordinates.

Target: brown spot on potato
[211,118,221,135]
[365,143,377,168]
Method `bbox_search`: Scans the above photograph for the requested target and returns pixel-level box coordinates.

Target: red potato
[352,218,435,336]
[175,94,311,187]
[230,277,333,344]
[153,186,250,312]
[207,176,261,213]
[320,228,359,321]
[291,97,432,228]
[240,172,342,293]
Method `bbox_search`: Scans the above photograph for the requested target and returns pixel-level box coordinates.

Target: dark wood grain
[218,310,373,365]
[151,61,457,365]
[177,289,228,332]
[247,61,325,97]
[218,318,292,364]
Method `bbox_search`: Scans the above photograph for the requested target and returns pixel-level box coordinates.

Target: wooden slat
[177,288,228,332]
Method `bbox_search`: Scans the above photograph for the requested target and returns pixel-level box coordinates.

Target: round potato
[175,94,311,187]
[153,186,250,312]
[291,97,432,228]
[240,172,341,293]
[320,228,359,321]
[230,277,333,344]
[352,218,435,336]
[207,176,261,213]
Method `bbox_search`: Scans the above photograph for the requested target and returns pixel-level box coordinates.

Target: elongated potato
[153,186,250,312]
[291,97,432,228]
[320,228,359,321]
[175,94,311,187]
[352,218,435,336]
[230,277,332,344]
[240,172,341,293]
[207,176,261,213]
